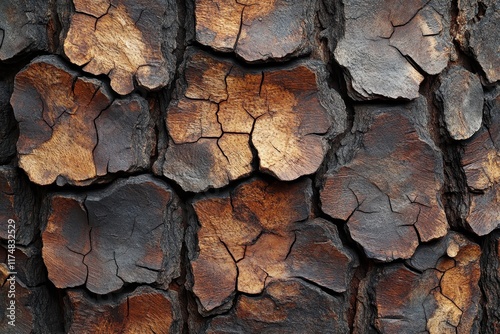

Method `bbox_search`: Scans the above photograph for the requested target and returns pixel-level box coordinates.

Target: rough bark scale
[64,0,179,95]
[188,177,357,315]
[320,97,448,261]
[0,0,498,332]
[11,56,155,186]
[0,0,50,61]
[189,178,299,313]
[42,175,183,294]
[354,232,482,334]
[163,48,346,191]
[455,0,500,83]
[333,0,452,100]
[436,66,484,140]
[205,279,351,333]
[461,91,500,235]
[65,286,183,333]
[195,0,315,62]
[163,49,346,192]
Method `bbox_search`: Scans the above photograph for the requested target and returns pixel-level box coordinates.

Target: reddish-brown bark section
[189,177,357,315]
[163,49,345,192]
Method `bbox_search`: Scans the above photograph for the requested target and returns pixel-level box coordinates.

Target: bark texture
[64,0,179,95]
[0,0,498,333]
[354,232,482,334]
[162,49,345,192]
[321,97,448,261]
[42,175,183,294]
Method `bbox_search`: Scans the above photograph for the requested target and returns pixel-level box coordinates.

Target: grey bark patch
[437,66,484,140]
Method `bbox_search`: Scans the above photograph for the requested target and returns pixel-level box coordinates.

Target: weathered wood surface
[462,92,499,235]
[354,232,482,334]
[455,0,500,83]
[0,0,498,332]
[64,0,179,95]
[334,0,452,100]
[320,97,448,261]
[11,56,155,186]
[188,177,357,315]
[65,286,183,334]
[1,240,63,334]
[0,0,50,61]
[42,175,183,294]
[195,0,315,63]
[205,279,351,333]
[163,49,346,192]
[436,66,484,140]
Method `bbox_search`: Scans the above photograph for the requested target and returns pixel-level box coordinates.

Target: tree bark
[0,0,498,333]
